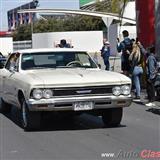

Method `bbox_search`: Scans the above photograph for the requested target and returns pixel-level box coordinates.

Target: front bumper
[26,95,132,111]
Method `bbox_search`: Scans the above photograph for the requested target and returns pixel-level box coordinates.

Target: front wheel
[21,98,41,131]
[102,108,123,127]
[0,97,12,113]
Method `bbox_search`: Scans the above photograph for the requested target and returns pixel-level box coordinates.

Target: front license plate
[73,101,94,111]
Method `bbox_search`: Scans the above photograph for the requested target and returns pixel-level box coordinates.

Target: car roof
[15,48,87,54]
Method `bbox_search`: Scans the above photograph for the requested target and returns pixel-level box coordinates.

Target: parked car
[0,48,132,130]
[0,57,6,69]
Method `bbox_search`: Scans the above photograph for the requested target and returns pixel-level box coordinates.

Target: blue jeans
[132,66,143,97]
[103,56,110,70]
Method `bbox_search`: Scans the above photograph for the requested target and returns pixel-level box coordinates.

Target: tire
[0,97,12,113]
[102,108,123,127]
[62,113,75,123]
[21,98,41,131]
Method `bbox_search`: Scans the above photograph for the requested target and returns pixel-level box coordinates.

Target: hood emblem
[76,90,92,94]
[78,73,83,77]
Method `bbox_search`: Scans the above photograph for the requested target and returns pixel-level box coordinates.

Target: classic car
[0,48,132,130]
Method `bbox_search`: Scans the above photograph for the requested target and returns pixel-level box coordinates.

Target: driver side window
[5,53,20,71]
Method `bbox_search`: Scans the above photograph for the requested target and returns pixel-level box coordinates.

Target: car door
[0,63,6,97]
[2,53,20,105]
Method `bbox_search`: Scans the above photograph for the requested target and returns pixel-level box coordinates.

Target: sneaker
[136,96,140,99]
[133,96,141,102]
[145,102,156,107]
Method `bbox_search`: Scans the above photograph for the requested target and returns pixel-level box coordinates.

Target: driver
[10,52,20,69]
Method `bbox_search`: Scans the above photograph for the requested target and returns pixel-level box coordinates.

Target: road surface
[0,100,160,160]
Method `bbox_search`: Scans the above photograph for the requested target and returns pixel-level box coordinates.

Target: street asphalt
[0,53,159,160]
[0,98,160,160]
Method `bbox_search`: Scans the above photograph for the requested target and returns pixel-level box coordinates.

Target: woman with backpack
[129,40,143,100]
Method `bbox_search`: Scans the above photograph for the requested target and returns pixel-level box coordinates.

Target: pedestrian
[117,30,133,76]
[59,39,71,48]
[129,39,143,100]
[145,45,157,107]
[101,38,110,70]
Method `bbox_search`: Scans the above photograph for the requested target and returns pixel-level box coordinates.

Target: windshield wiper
[25,66,56,70]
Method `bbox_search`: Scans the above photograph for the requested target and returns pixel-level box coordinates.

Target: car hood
[26,68,131,87]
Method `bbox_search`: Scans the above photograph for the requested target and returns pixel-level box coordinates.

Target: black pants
[146,78,156,102]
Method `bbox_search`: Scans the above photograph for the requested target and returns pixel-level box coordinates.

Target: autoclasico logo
[101,150,160,159]
[140,150,160,159]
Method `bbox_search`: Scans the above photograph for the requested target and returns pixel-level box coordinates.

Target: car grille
[53,86,113,97]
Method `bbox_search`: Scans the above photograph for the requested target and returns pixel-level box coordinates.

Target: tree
[12,24,32,41]
[95,0,129,14]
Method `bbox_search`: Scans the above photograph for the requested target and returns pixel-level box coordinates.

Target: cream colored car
[0,48,132,130]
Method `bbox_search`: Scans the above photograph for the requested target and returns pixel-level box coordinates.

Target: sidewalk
[89,52,160,108]
[132,89,160,108]
[89,52,122,72]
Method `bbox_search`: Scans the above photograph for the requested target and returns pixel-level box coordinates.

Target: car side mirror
[98,64,101,69]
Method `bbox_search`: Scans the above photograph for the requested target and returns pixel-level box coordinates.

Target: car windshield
[21,52,97,70]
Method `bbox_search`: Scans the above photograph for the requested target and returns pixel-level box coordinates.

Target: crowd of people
[100,30,159,107]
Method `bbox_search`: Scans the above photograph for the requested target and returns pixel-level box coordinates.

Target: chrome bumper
[26,95,132,111]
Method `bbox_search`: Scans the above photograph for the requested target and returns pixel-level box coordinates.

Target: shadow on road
[132,100,144,105]
[132,100,160,116]
[1,106,126,132]
[146,108,160,116]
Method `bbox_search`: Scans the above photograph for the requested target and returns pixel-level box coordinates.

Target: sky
[0,0,80,31]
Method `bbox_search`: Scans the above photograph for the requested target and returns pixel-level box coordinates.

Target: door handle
[2,76,6,79]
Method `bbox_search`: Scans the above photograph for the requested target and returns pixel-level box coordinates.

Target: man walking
[145,46,157,107]
[117,30,133,76]
[101,39,110,70]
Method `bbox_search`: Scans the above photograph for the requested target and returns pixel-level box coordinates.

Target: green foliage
[95,0,129,14]
[12,24,32,41]
[13,16,105,41]
[95,0,112,12]
[111,0,122,13]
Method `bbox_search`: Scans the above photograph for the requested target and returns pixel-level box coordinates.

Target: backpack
[123,39,133,55]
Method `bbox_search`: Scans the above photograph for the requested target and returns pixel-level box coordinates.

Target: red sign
[0,31,12,37]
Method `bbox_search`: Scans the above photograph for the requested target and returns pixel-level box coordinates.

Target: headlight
[43,89,53,99]
[121,85,130,95]
[32,89,43,99]
[112,86,121,96]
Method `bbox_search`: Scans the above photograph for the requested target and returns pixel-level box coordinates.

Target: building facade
[7,0,39,31]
